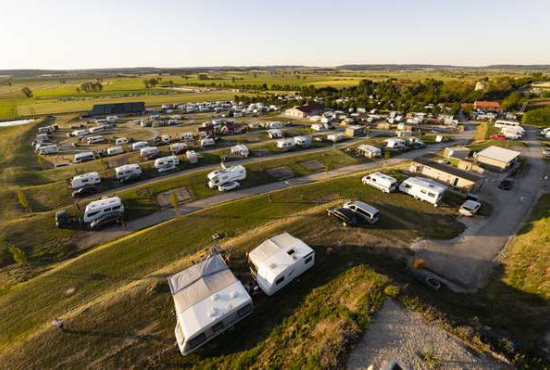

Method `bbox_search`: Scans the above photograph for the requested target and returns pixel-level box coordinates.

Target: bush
[384,285,400,297]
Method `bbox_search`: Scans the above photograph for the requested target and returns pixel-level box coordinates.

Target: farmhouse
[474,146,520,171]
[284,103,325,118]
[88,102,145,117]
[410,157,482,192]
[473,101,502,112]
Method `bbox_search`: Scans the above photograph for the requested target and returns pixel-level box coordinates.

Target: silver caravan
[398,177,447,207]
[71,172,101,189]
[106,146,124,156]
[207,165,246,188]
[267,129,283,139]
[276,138,295,149]
[114,164,142,182]
[248,233,315,296]
[168,254,253,356]
[73,151,95,163]
[37,144,58,155]
[132,141,149,151]
[83,196,124,223]
[155,155,179,173]
[140,147,159,160]
[186,150,198,164]
[293,135,312,147]
[362,172,398,193]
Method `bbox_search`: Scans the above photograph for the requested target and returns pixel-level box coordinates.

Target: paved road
[411,127,550,293]
[77,128,474,249]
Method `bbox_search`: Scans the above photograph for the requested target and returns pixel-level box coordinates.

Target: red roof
[473,101,502,110]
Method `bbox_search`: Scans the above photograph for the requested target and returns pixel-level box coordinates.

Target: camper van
[73,151,96,163]
[132,141,149,151]
[114,164,142,182]
[140,147,159,160]
[200,138,215,148]
[168,254,253,356]
[37,144,58,155]
[155,155,179,173]
[106,146,124,156]
[293,135,312,147]
[89,125,109,134]
[71,172,101,189]
[170,142,188,155]
[398,177,447,207]
[207,165,246,188]
[180,132,194,142]
[362,172,398,193]
[86,135,105,144]
[267,129,283,139]
[186,150,198,164]
[115,137,129,145]
[83,196,124,224]
[276,138,295,150]
[248,233,315,296]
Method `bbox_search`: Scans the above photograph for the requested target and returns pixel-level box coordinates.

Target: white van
[74,151,95,163]
[71,172,101,189]
[200,138,215,147]
[362,172,398,193]
[115,137,129,145]
[37,144,58,155]
[106,146,124,156]
[114,164,142,182]
[207,165,246,188]
[343,201,380,224]
[398,177,447,207]
[83,197,124,224]
[132,141,149,151]
[155,155,179,173]
[140,147,159,160]
[86,135,105,144]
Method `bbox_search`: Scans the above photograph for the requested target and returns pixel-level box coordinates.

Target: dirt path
[347,299,507,370]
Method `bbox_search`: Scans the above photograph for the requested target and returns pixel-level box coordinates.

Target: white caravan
[384,138,407,149]
[276,138,295,149]
[86,135,105,144]
[132,141,149,151]
[186,150,198,164]
[37,144,58,155]
[266,121,283,129]
[494,120,521,130]
[357,144,382,158]
[73,151,95,163]
[327,133,344,142]
[89,125,109,134]
[207,164,246,188]
[168,254,253,356]
[115,137,129,145]
[293,135,312,147]
[248,233,315,296]
[70,172,101,189]
[170,142,188,155]
[106,146,124,156]
[140,147,159,160]
[70,129,88,138]
[83,196,124,223]
[179,132,195,142]
[114,164,142,182]
[200,138,215,148]
[501,127,523,140]
[230,144,249,157]
[362,172,398,193]
[398,177,447,207]
[155,155,179,173]
[267,129,283,139]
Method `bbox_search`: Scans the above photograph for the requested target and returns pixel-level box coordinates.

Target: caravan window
[304,255,313,264]
[86,211,100,218]
[428,192,436,198]
[112,205,122,211]
[212,321,224,333]
[237,304,253,318]
[188,333,207,349]
[275,276,285,285]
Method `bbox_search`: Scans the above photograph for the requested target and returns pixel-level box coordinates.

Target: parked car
[55,210,71,229]
[343,201,380,224]
[89,212,123,230]
[71,185,101,198]
[459,200,481,217]
[218,181,240,192]
[490,134,507,141]
[498,178,514,190]
[327,207,358,227]
[543,146,550,159]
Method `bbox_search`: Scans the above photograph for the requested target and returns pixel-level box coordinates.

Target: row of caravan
[362,172,447,206]
[169,233,315,356]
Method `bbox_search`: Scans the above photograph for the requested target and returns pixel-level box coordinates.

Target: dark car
[327,207,358,227]
[89,212,123,230]
[55,210,71,229]
[498,178,514,190]
[72,185,101,198]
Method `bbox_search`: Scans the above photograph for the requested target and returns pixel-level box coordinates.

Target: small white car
[459,200,481,217]
[218,181,240,192]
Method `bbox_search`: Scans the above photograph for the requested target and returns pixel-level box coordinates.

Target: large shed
[475,146,520,171]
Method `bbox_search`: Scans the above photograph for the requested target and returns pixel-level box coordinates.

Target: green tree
[21,87,33,98]
[8,245,27,265]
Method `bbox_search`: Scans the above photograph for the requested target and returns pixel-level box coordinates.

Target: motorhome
[71,172,101,189]
[293,135,312,147]
[276,138,295,149]
[230,144,249,157]
[248,233,315,296]
[155,155,179,173]
[83,196,124,224]
[106,146,124,156]
[180,132,195,142]
[73,151,95,163]
[267,129,283,139]
[200,138,215,148]
[384,138,407,149]
[38,125,57,134]
[115,137,129,145]
[89,125,109,134]
[266,121,283,129]
[207,165,246,188]
[170,142,188,155]
[398,177,447,207]
[362,172,398,193]
[114,164,142,182]
[132,141,149,151]
[37,144,58,155]
[327,133,343,142]
[501,127,523,140]
[140,147,159,160]
[168,254,253,356]
[86,135,105,144]
[186,150,198,164]
[70,129,88,138]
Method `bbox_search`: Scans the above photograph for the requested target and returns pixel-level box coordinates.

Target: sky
[0,0,549,69]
